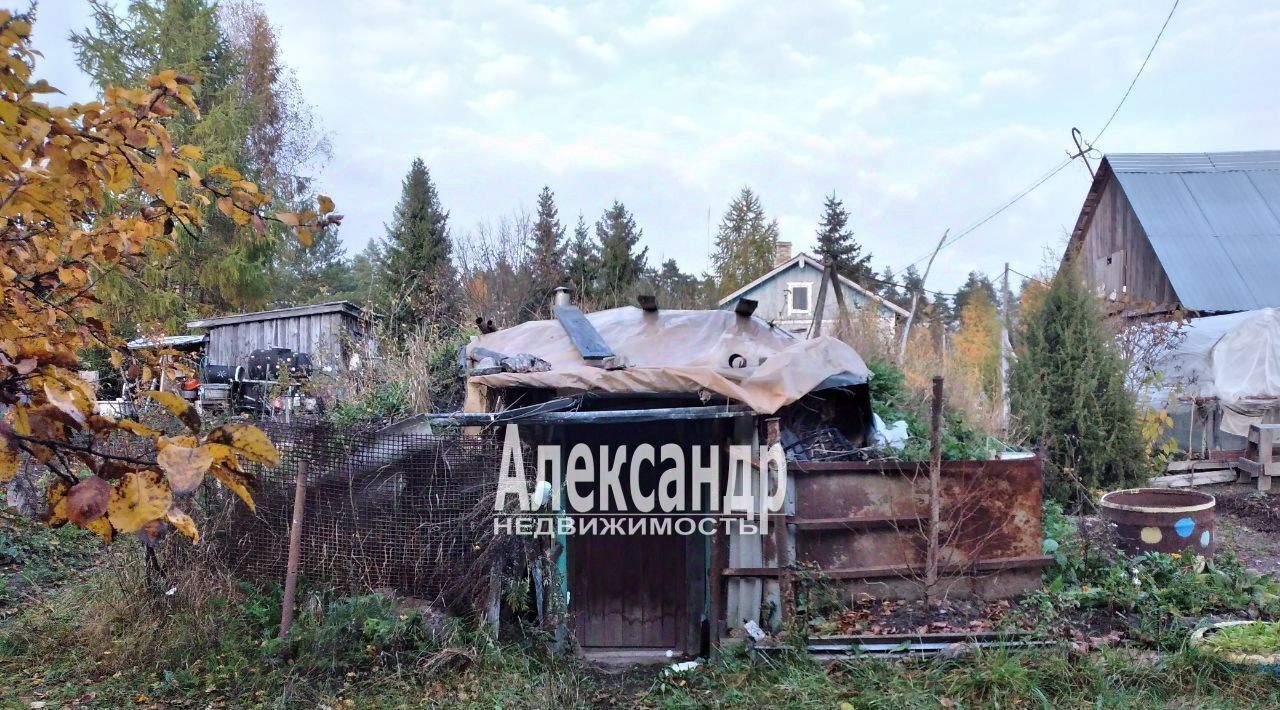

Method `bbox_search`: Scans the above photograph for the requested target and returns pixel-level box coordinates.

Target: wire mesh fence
[203,421,515,612]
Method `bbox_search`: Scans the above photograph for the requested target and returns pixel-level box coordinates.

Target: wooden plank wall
[206,312,357,367]
[1078,179,1178,307]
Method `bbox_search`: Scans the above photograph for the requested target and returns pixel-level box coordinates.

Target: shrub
[1010,263,1148,505]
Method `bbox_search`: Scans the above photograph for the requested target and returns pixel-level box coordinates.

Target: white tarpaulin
[464,307,870,414]
[1146,308,1280,435]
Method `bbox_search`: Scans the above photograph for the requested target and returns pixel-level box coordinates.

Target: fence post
[280,459,307,638]
[926,376,944,603]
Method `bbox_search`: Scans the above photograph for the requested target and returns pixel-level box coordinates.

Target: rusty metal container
[1099,488,1216,556]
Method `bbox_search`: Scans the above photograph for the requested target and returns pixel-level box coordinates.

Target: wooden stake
[280,460,307,638]
[926,376,944,603]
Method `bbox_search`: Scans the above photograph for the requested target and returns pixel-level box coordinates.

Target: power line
[1092,0,1180,142]
[902,158,1074,270]
[896,0,1179,272]
[1008,267,1049,287]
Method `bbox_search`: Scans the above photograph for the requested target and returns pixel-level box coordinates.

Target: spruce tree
[814,193,873,287]
[595,201,647,307]
[272,227,353,306]
[1009,264,1147,505]
[877,266,901,305]
[379,158,459,331]
[711,187,778,296]
[73,0,270,327]
[521,186,567,319]
[566,214,599,304]
[952,271,998,324]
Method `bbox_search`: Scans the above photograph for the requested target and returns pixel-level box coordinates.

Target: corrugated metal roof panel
[1113,172,1211,236]
[1180,172,1280,235]
[1108,151,1280,173]
[1103,151,1280,312]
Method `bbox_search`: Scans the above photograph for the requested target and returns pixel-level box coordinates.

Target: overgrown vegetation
[866,358,993,460]
[6,501,1280,708]
[1010,264,1149,504]
[1199,621,1280,657]
[1036,502,1280,623]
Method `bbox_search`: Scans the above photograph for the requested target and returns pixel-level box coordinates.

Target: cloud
[978,67,1035,93]
[853,57,959,115]
[33,0,1280,291]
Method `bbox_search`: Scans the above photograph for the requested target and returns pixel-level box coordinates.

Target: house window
[788,282,811,315]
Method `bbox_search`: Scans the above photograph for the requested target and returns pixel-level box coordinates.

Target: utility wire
[1093,0,1180,142]
[897,0,1180,273]
[902,158,1074,271]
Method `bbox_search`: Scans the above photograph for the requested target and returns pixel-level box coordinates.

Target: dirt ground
[1211,482,1280,573]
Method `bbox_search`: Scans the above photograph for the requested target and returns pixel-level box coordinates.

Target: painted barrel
[1099,488,1216,556]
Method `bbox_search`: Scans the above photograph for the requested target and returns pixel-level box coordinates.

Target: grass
[4,505,1280,707]
[1201,622,1280,656]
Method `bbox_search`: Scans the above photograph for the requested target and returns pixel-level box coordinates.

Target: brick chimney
[774,241,792,266]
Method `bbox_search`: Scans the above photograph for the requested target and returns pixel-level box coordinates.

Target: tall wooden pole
[1000,263,1013,433]
[807,259,832,339]
[926,376,944,602]
[280,460,307,637]
[897,229,949,363]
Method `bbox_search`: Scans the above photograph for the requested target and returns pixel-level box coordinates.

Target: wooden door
[569,529,688,649]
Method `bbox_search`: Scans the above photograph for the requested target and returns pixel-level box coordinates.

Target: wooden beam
[553,305,614,361]
[1148,470,1237,488]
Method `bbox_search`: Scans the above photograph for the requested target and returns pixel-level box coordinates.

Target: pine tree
[899,264,929,312]
[711,187,778,296]
[814,193,873,287]
[379,158,459,331]
[521,186,567,319]
[595,201,647,307]
[952,271,998,324]
[566,214,599,304]
[1009,264,1147,504]
[645,259,711,309]
[877,266,901,305]
[272,227,353,306]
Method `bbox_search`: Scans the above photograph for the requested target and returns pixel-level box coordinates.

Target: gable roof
[1070,151,1280,313]
[716,252,909,317]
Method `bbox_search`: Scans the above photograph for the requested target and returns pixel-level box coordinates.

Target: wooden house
[186,301,373,369]
[716,243,908,335]
[1065,151,1280,318]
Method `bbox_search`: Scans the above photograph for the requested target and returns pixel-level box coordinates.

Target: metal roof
[126,334,208,350]
[1105,151,1280,313]
[186,301,366,329]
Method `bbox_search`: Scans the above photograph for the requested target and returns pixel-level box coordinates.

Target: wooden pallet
[1235,423,1280,492]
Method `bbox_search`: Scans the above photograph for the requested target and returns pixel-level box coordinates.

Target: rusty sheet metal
[1100,488,1217,556]
[786,457,1047,600]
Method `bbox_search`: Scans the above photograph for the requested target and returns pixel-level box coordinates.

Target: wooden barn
[1064,150,1280,318]
[186,301,373,370]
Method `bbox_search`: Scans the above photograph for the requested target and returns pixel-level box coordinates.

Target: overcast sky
[35,0,1280,291]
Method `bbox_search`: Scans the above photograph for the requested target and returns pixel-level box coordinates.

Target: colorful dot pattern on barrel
[1174,517,1196,538]
[1140,526,1163,544]
[1201,530,1211,547]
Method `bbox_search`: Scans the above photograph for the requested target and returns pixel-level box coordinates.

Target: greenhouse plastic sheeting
[464,306,870,415]
[1146,308,1280,435]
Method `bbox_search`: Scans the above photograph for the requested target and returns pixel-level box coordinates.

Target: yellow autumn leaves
[0,11,311,548]
[7,380,279,544]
